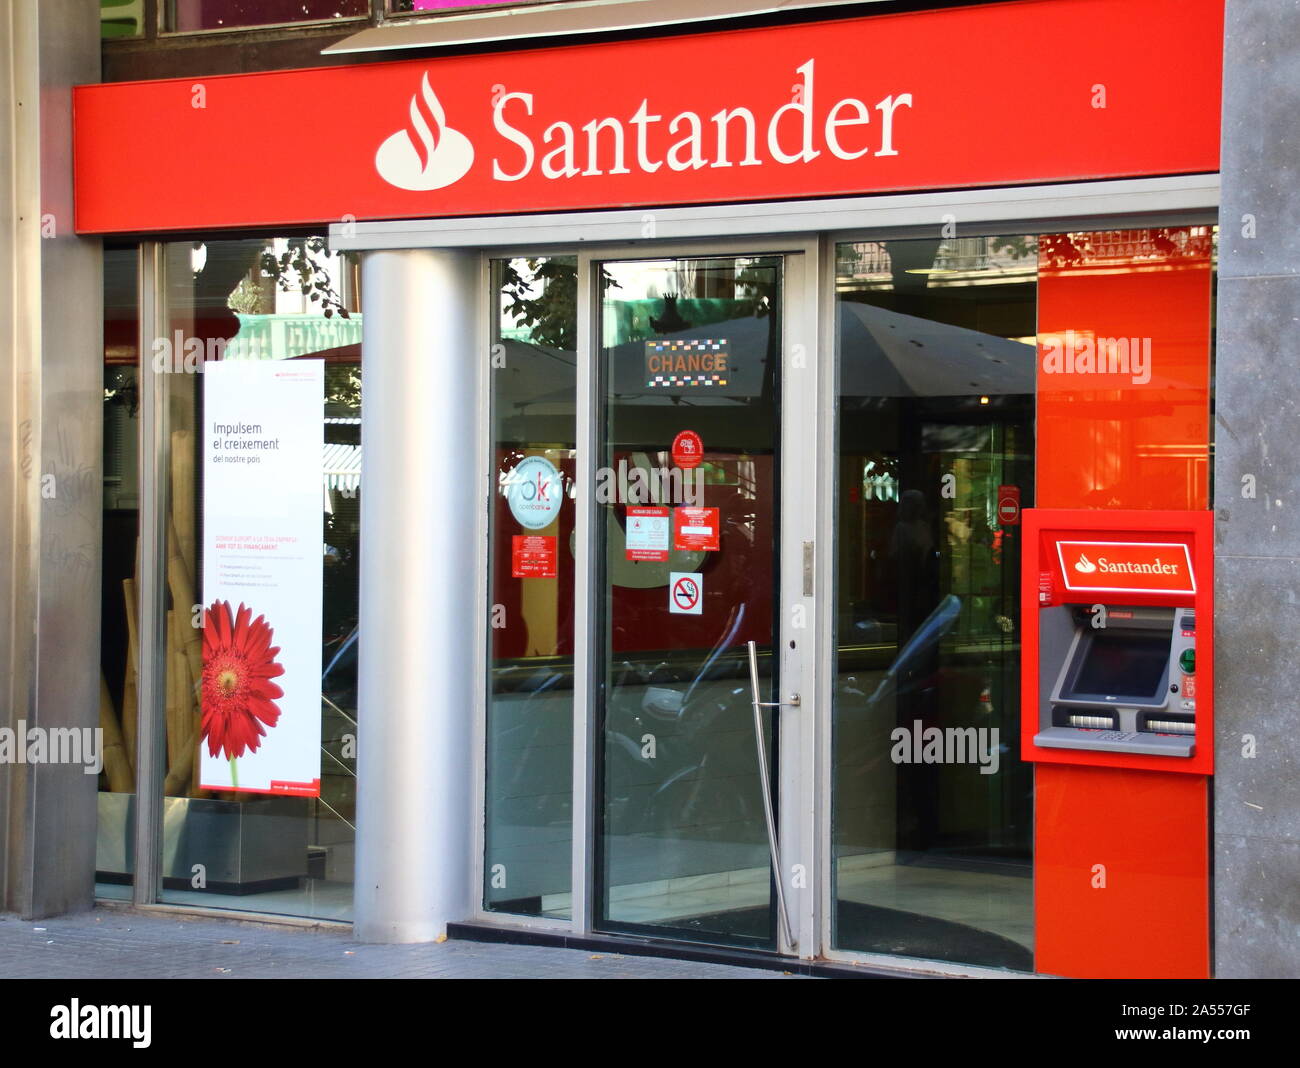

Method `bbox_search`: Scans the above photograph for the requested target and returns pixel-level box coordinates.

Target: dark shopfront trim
[95,898,986,976]
[447,920,976,978]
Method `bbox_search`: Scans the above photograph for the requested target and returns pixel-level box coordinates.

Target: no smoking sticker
[669,571,703,615]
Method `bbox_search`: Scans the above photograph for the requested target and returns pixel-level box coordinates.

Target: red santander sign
[72,0,1222,233]
[1055,540,1196,596]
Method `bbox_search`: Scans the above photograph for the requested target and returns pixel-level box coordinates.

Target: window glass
[483,257,576,918]
[390,1,557,13]
[1035,227,1214,511]
[101,0,144,37]
[153,236,360,919]
[833,235,1037,971]
[96,246,142,897]
[167,0,368,32]
[594,256,782,948]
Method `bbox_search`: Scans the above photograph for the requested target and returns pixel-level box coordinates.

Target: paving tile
[0,906,799,979]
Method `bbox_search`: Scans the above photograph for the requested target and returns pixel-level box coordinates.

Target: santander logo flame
[375,73,474,191]
[1074,554,1097,573]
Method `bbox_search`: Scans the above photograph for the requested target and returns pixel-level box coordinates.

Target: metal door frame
[566,237,821,956]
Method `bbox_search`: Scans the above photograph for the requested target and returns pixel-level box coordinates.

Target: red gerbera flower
[201,600,285,761]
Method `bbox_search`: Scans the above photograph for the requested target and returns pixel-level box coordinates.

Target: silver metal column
[133,244,168,905]
[0,0,103,918]
[354,248,479,942]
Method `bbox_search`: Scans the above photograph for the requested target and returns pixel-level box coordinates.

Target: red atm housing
[1022,508,1214,775]
[1022,508,1213,978]
[1024,509,1206,779]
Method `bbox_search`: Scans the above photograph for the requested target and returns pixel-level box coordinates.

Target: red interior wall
[1034,228,1213,978]
[1037,229,1213,512]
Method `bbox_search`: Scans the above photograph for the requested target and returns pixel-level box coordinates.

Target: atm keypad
[1094,730,1141,743]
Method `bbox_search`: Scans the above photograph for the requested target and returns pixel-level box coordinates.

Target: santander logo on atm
[1057,540,1196,596]
[375,73,475,191]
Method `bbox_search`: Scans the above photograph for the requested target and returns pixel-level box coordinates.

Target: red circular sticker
[671,430,704,470]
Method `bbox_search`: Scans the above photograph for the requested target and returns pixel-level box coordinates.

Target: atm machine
[1038,604,1198,755]
[1022,509,1213,977]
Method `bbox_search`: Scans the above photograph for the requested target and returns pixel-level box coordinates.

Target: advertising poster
[200,360,324,796]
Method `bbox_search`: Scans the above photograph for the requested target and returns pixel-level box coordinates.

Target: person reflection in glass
[890,487,941,855]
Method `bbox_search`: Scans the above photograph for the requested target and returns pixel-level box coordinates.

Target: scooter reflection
[603,603,767,838]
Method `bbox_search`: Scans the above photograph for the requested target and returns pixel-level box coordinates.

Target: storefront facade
[3,0,1297,979]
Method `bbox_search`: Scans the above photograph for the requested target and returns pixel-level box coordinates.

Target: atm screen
[1065,632,1171,701]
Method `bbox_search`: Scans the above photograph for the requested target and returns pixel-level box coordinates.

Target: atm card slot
[1067,713,1116,729]
[1140,714,1195,735]
[1056,710,1118,730]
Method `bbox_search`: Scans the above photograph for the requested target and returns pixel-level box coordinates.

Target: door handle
[753,693,800,708]
[746,640,795,951]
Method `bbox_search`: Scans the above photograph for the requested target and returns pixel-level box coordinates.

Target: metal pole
[133,243,167,906]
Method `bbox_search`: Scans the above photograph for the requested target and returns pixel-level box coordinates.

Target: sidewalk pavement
[0,905,798,979]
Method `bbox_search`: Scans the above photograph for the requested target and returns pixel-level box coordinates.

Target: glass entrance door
[593,253,797,950]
